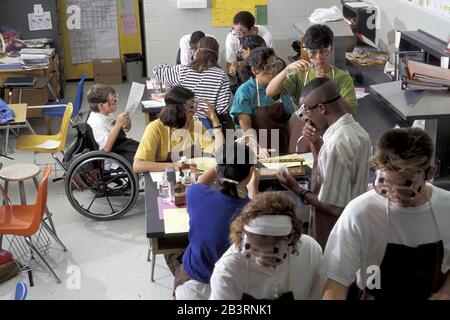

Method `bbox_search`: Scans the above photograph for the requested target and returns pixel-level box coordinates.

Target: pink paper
[157,197,177,219]
[121,14,137,35]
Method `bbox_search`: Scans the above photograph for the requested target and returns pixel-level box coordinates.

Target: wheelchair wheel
[65,151,139,220]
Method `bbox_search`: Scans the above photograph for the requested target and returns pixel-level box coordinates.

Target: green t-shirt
[280,66,357,110]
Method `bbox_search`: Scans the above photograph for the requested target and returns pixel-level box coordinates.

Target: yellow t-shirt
[134,118,214,162]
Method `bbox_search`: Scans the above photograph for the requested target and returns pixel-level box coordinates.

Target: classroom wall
[143,0,340,75]
[365,0,450,53]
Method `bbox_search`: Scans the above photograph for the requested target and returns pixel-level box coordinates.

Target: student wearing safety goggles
[230,47,295,157]
[210,192,324,300]
[133,86,223,173]
[266,24,357,111]
[322,128,450,300]
[277,77,370,249]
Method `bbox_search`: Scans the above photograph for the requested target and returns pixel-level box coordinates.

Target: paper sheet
[121,14,137,35]
[28,11,53,31]
[189,157,217,172]
[66,0,120,64]
[263,162,302,170]
[141,100,165,109]
[163,208,189,234]
[211,0,267,27]
[125,82,145,114]
[35,140,60,149]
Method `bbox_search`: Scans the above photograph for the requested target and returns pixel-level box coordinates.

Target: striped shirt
[317,113,371,208]
[153,64,231,117]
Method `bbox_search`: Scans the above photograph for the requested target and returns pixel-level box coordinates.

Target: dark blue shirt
[183,183,250,284]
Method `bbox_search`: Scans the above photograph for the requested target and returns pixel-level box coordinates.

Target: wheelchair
[63,117,140,221]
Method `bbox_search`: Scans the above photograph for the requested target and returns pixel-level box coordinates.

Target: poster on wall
[66,0,120,64]
[211,0,268,27]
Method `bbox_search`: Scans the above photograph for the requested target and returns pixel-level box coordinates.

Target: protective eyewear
[232,27,249,38]
[107,95,118,104]
[298,95,341,115]
[184,97,200,110]
[374,170,426,201]
[261,59,284,75]
[241,233,289,267]
[304,46,332,58]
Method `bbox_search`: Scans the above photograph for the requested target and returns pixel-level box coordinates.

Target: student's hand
[429,292,450,300]
[257,147,275,160]
[276,169,302,194]
[286,59,312,75]
[203,100,220,127]
[122,118,132,132]
[247,167,260,199]
[116,112,129,128]
[228,62,237,76]
[302,121,321,143]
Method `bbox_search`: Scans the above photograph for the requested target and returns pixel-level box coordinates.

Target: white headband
[221,178,239,185]
[243,215,293,236]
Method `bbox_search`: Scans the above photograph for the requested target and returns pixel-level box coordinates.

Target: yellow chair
[16,104,73,170]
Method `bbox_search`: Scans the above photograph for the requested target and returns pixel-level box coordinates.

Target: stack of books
[19,53,49,70]
[401,60,450,91]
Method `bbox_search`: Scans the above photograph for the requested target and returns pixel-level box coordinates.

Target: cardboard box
[93,59,123,85]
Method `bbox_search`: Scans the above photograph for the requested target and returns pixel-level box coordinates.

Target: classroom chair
[0,166,64,283]
[16,104,73,171]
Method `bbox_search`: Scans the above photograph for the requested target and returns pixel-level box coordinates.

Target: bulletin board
[58,0,142,80]
[211,0,268,27]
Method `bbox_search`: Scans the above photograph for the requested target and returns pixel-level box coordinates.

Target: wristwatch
[299,189,312,205]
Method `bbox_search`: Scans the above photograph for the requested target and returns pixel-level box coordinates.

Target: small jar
[174,180,186,206]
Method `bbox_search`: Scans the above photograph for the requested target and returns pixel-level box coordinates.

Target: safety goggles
[184,97,200,111]
[373,170,426,201]
[304,46,332,59]
[241,234,289,267]
[260,59,284,75]
[232,27,250,38]
[298,95,341,116]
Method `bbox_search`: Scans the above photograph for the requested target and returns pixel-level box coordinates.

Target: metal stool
[0,163,67,251]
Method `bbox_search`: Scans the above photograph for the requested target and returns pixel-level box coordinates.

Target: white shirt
[317,113,371,207]
[323,186,450,290]
[225,25,273,63]
[210,235,325,300]
[87,112,114,150]
[179,33,216,65]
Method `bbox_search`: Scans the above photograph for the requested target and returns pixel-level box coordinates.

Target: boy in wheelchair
[86,84,139,165]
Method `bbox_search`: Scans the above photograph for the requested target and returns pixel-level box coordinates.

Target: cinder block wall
[143,0,340,75]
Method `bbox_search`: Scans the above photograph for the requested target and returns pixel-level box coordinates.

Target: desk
[144,172,188,281]
[141,89,165,125]
[369,81,450,177]
[0,104,36,154]
[2,74,58,104]
[0,54,61,109]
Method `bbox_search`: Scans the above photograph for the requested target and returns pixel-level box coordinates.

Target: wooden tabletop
[0,163,40,181]
[6,104,28,123]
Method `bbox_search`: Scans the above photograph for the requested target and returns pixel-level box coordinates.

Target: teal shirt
[230,77,295,129]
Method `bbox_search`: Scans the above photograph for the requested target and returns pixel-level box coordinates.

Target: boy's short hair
[247,46,275,70]
[189,31,206,47]
[371,128,434,172]
[240,34,267,50]
[233,11,255,30]
[87,84,116,112]
[304,24,334,50]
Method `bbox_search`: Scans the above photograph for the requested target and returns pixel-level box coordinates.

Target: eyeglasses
[299,95,341,115]
[304,46,332,59]
[107,96,118,104]
[261,59,284,75]
[184,97,200,110]
[232,27,250,38]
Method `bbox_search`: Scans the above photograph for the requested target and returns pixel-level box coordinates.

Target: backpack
[0,250,20,284]
[0,98,15,124]
[63,121,99,168]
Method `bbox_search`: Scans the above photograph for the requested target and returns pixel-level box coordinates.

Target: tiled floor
[0,80,174,300]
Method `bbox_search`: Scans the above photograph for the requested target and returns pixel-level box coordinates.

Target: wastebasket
[123,53,144,83]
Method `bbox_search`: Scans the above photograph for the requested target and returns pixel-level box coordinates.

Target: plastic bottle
[159,172,171,203]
